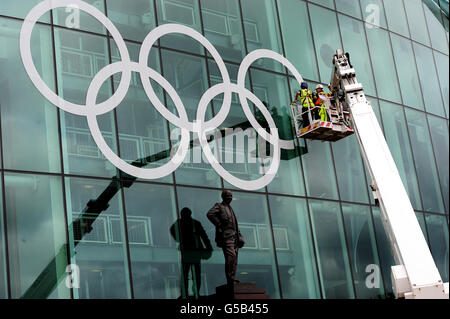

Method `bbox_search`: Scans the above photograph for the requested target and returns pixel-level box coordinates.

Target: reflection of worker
[313,84,329,122]
[170,207,213,298]
[292,82,316,128]
[207,190,245,286]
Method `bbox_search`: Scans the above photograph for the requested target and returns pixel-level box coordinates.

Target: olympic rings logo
[20,0,305,191]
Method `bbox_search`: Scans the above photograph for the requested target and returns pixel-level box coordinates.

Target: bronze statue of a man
[207,190,245,286]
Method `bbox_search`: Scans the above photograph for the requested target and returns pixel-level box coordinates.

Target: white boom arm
[331,50,448,299]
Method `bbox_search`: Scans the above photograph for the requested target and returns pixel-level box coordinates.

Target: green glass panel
[413,43,445,116]
[367,96,383,128]
[159,50,220,188]
[207,62,265,192]
[110,40,172,184]
[309,0,335,9]
[177,187,281,298]
[365,27,402,103]
[250,69,305,196]
[360,0,387,29]
[65,177,131,299]
[415,212,429,244]
[335,0,362,18]
[390,34,424,110]
[379,101,422,210]
[0,0,50,22]
[404,0,431,45]
[423,3,449,54]
[342,203,385,298]
[53,0,107,35]
[240,0,284,72]
[54,28,118,178]
[433,51,449,118]
[425,214,449,282]
[427,115,449,213]
[371,208,395,298]
[5,173,70,299]
[155,0,203,54]
[331,134,369,204]
[200,0,245,63]
[405,108,445,213]
[268,195,320,298]
[302,141,339,200]
[383,0,410,37]
[338,14,376,97]
[0,183,6,299]
[309,200,354,298]
[309,4,343,83]
[106,0,156,42]
[0,19,61,173]
[277,0,319,81]
[123,183,182,298]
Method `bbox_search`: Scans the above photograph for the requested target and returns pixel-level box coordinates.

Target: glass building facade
[0,0,448,299]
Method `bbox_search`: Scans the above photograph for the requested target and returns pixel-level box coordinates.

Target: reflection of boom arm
[331,49,448,299]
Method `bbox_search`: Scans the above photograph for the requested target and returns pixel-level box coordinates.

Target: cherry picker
[291,49,449,299]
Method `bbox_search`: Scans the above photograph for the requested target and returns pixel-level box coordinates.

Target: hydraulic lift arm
[331,49,449,299]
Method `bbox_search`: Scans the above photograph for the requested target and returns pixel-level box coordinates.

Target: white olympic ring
[20,0,304,191]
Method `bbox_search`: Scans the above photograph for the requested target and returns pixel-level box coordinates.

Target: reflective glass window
[309,200,354,298]
[54,28,118,178]
[413,43,446,116]
[0,0,50,22]
[405,108,445,213]
[342,204,384,298]
[110,41,172,184]
[250,69,305,196]
[383,0,410,37]
[65,177,131,299]
[331,134,369,204]
[404,0,431,46]
[0,182,7,299]
[0,19,61,173]
[365,27,402,103]
[371,208,395,298]
[433,51,449,118]
[53,0,107,35]
[268,195,320,298]
[335,0,362,18]
[415,212,429,244]
[427,115,449,212]
[423,3,449,54]
[155,0,203,54]
[207,62,266,192]
[308,0,335,10]
[176,187,281,298]
[277,0,319,81]
[240,0,284,73]
[200,0,245,63]
[390,34,424,110]
[380,101,422,210]
[302,141,339,200]
[338,14,376,97]
[160,50,220,188]
[5,173,70,299]
[360,0,387,29]
[425,214,449,282]
[123,183,182,298]
[106,0,156,43]
[309,4,343,83]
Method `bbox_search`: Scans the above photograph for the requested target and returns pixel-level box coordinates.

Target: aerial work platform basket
[290,93,354,142]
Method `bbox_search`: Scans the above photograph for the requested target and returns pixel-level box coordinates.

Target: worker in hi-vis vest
[292,82,315,128]
[313,84,329,122]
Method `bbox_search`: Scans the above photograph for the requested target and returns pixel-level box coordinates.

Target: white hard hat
[315,84,324,90]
